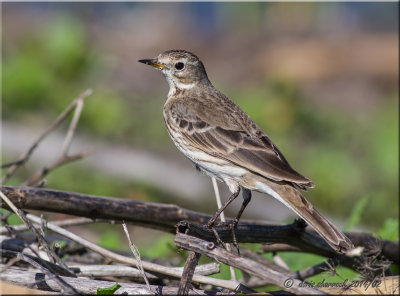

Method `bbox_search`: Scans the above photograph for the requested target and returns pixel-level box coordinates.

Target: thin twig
[295,258,341,280]
[245,258,343,289]
[60,98,84,156]
[23,90,91,186]
[261,243,302,252]
[240,248,290,274]
[1,89,92,183]
[272,252,290,271]
[0,190,72,273]
[1,249,78,277]
[16,252,78,295]
[0,217,106,234]
[122,221,153,294]
[23,150,92,186]
[23,94,92,186]
[0,256,20,273]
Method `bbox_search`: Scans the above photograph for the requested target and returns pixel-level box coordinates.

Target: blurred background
[2,2,398,271]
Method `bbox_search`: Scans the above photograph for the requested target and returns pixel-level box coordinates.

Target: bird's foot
[206,220,227,249]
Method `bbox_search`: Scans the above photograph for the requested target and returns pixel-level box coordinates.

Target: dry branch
[1,185,398,266]
[174,232,325,294]
[70,264,212,280]
[1,248,77,278]
[178,251,201,295]
[0,217,106,234]
[0,190,73,274]
[1,89,92,183]
[0,234,220,278]
[0,266,220,295]
[14,252,78,295]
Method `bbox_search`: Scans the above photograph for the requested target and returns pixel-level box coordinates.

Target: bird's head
[139,50,209,91]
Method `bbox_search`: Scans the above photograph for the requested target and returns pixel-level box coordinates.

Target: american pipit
[139,49,353,254]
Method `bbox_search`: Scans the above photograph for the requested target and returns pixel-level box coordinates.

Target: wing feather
[167,100,313,187]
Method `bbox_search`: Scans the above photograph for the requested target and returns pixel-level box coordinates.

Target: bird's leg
[230,189,252,255]
[206,189,240,247]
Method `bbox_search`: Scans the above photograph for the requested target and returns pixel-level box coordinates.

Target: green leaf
[344,196,369,231]
[97,283,121,295]
[0,209,23,226]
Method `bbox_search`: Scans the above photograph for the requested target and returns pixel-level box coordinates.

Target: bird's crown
[159,49,201,63]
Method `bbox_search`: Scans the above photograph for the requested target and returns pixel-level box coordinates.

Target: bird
[139,49,354,254]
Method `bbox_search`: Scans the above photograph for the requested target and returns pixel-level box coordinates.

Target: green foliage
[344,196,369,231]
[97,229,124,251]
[139,234,176,259]
[0,209,23,226]
[79,90,130,138]
[376,218,398,241]
[96,283,121,295]
[3,15,92,115]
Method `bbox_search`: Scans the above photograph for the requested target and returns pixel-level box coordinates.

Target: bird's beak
[138,58,167,70]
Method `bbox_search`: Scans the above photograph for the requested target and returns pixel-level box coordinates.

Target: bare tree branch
[70,263,218,279]
[174,232,325,294]
[178,251,201,295]
[23,150,92,186]
[0,217,106,234]
[1,89,92,183]
[0,190,73,273]
[15,252,78,295]
[0,266,222,295]
[1,185,397,266]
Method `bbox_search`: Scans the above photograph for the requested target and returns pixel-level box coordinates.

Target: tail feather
[255,180,354,253]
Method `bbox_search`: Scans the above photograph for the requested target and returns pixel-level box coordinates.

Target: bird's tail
[255,180,354,254]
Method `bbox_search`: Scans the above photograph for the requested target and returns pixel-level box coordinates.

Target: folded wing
[168,100,314,188]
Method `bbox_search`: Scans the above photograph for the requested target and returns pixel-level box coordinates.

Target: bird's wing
[167,100,313,187]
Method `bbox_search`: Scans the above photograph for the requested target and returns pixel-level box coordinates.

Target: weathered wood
[0,232,220,277]
[1,249,76,278]
[0,266,219,295]
[178,251,201,295]
[174,232,325,295]
[71,263,219,278]
[0,185,211,232]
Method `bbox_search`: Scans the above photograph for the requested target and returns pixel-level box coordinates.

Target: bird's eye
[175,62,185,70]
